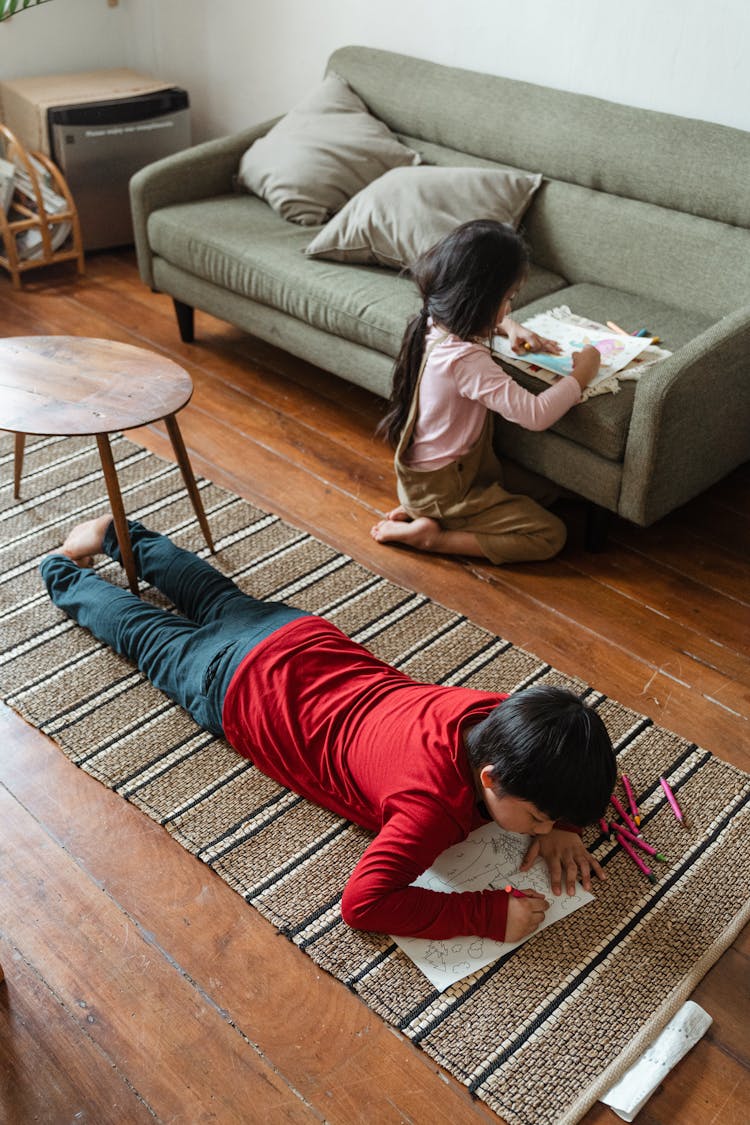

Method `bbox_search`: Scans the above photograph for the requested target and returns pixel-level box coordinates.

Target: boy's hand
[570,344,601,389]
[498,316,562,355]
[520,828,607,896]
[504,889,550,942]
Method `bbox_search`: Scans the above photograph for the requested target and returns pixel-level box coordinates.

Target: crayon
[504,884,528,899]
[599,817,612,838]
[621,774,641,827]
[610,793,640,837]
[611,822,667,861]
[616,832,657,882]
[606,320,629,336]
[523,342,533,351]
[660,776,689,828]
[633,328,652,337]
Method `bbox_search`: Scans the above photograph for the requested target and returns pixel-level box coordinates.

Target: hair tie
[420,304,430,319]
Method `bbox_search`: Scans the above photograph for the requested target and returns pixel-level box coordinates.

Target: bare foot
[371,515,443,549]
[371,516,487,559]
[58,513,113,567]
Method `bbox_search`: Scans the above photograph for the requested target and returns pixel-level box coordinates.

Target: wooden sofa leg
[584,504,611,552]
[173,299,195,343]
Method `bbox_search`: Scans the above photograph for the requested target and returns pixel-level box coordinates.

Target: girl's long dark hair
[379,220,529,447]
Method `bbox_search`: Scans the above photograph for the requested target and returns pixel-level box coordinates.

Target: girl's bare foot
[59,513,113,567]
[370,515,443,549]
[371,515,487,559]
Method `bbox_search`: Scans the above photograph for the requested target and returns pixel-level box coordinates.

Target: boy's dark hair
[465,685,616,825]
[379,219,529,447]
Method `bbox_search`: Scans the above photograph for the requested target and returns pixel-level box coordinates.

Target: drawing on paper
[392,821,594,991]
[492,310,654,385]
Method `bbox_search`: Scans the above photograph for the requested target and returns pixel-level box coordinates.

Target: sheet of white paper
[392,822,594,991]
[600,1001,713,1121]
[492,311,653,384]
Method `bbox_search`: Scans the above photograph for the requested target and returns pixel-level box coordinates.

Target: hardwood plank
[467,556,750,732]
[0,782,323,1124]
[692,948,750,1067]
[611,517,750,603]
[565,540,750,664]
[0,937,156,1125]
[663,492,750,561]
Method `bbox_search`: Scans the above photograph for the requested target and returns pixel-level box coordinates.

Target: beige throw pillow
[304,165,543,268]
[237,73,420,226]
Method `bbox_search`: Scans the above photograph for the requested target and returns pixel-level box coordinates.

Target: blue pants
[39,521,309,736]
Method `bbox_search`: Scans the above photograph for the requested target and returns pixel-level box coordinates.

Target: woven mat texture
[2,434,748,1125]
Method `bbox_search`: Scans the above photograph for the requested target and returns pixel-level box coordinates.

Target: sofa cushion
[236,73,420,226]
[148,194,567,359]
[304,164,541,268]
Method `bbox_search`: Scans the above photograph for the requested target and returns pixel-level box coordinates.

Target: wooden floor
[1,252,748,1125]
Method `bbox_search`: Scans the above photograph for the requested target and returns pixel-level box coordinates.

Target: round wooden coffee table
[1,336,215,594]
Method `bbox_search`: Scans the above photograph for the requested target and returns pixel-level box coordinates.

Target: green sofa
[130,45,750,530]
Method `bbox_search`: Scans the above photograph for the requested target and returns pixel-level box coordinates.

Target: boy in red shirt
[41,516,616,944]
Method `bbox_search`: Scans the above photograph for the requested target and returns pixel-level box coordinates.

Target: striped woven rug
[3,433,749,1125]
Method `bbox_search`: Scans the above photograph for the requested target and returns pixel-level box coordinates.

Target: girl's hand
[504,888,549,941]
[571,344,601,389]
[499,317,562,355]
[520,829,607,896]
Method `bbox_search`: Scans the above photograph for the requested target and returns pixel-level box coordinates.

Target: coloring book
[392,822,594,990]
[491,306,672,399]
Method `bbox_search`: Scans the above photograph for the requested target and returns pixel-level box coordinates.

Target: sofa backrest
[328,46,750,317]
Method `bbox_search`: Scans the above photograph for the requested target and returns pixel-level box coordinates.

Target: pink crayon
[504,884,528,899]
[616,832,656,883]
[611,822,667,862]
[599,818,612,838]
[660,776,689,829]
[610,793,640,837]
[621,773,641,827]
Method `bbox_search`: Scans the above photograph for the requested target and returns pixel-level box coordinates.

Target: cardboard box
[0,69,174,154]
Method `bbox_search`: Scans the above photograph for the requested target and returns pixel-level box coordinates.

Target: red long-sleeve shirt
[222,614,512,941]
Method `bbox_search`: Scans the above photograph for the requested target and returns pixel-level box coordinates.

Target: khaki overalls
[394,335,568,564]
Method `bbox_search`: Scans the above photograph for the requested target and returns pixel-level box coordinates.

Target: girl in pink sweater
[372,220,600,564]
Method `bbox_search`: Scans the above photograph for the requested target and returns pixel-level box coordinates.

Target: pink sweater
[405,323,581,470]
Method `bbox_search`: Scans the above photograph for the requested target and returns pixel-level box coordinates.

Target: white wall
[128,0,750,139]
[0,0,135,79]
[2,0,749,140]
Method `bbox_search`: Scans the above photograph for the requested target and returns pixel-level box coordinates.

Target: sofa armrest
[129,117,279,288]
[620,305,750,525]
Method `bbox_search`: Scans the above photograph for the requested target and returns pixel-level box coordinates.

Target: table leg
[163,414,215,552]
[95,433,139,595]
[14,433,25,498]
